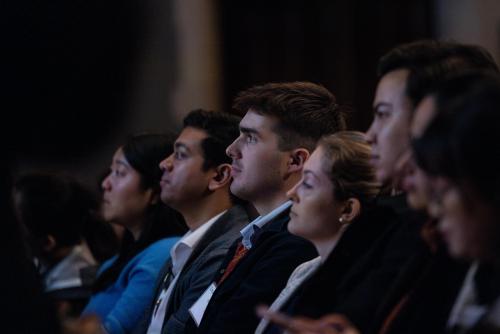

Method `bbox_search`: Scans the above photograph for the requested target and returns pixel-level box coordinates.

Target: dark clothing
[187,208,317,334]
[134,205,250,334]
[264,203,411,334]
[368,195,469,334]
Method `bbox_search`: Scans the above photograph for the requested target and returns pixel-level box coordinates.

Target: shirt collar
[240,200,292,249]
[170,210,227,274]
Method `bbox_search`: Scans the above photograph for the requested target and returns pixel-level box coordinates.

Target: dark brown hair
[233,82,346,151]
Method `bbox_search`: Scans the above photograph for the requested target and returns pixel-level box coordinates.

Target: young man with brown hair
[186,82,346,334]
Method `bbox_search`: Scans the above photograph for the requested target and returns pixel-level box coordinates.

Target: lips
[231,164,242,176]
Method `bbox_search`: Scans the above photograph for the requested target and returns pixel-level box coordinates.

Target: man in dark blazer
[135,109,251,334]
[184,82,347,334]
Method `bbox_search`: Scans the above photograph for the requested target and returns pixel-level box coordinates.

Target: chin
[407,193,426,210]
[287,223,302,237]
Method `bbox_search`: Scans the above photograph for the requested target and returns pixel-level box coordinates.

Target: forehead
[113,147,128,163]
[412,96,436,138]
[240,109,278,134]
[374,69,410,106]
[175,126,208,153]
[304,147,328,175]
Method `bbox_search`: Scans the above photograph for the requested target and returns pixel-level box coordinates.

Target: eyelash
[174,151,187,159]
[110,168,125,177]
[245,134,257,144]
[375,110,390,119]
[301,181,312,189]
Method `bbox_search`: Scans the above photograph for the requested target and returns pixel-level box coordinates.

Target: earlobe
[43,235,57,252]
[208,164,232,191]
[340,198,361,224]
[150,192,160,205]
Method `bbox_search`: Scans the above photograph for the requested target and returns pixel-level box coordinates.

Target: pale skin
[226,110,309,215]
[287,147,360,259]
[256,306,360,334]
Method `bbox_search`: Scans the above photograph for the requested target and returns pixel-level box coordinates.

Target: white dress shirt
[146,210,226,334]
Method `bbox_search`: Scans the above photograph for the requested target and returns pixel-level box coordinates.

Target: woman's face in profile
[287,147,344,243]
[100,148,154,228]
[436,180,497,261]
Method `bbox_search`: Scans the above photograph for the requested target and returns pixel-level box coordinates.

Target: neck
[128,223,144,241]
[312,229,343,260]
[178,192,232,231]
[254,174,300,215]
[254,192,288,216]
[313,238,338,260]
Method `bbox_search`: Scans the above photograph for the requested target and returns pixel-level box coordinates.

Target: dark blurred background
[1,0,499,190]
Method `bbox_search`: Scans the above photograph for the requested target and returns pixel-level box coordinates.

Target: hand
[256,305,360,334]
[62,314,106,334]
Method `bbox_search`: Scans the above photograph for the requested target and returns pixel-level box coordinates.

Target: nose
[101,174,112,191]
[396,149,414,175]
[226,137,241,160]
[365,123,376,145]
[287,181,300,203]
[159,154,174,172]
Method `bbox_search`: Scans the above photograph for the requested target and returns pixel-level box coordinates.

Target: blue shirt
[240,200,292,250]
[82,237,178,334]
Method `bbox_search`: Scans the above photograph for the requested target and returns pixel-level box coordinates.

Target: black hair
[183,109,241,170]
[378,40,499,111]
[13,172,108,251]
[3,169,60,332]
[93,133,187,292]
[414,71,500,208]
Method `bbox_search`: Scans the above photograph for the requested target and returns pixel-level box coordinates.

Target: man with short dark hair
[186,82,346,334]
[138,109,251,334]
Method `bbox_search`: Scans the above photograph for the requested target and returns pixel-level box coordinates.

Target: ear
[286,148,310,175]
[42,235,57,252]
[208,164,232,191]
[149,192,160,205]
[143,188,159,205]
[339,198,361,224]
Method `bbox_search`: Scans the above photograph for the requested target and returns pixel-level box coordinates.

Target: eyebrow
[115,159,130,168]
[239,126,260,135]
[174,142,191,152]
[303,170,319,181]
[373,102,393,111]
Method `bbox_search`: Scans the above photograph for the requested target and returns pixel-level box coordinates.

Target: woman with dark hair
[412,71,500,333]
[82,133,186,333]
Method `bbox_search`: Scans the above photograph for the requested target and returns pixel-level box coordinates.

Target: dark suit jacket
[186,208,318,334]
[134,204,250,334]
[267,205,401,329]
[364,196,469,334]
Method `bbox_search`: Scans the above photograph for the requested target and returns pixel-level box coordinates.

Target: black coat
[186,208,318,334]
[275,204,409,330]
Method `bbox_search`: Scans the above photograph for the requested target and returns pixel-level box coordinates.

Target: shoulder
[127,237,179,272]
[144,237,180,254]
[289,256,322,280]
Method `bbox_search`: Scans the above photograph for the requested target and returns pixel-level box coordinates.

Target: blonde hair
[318,131,380,204]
